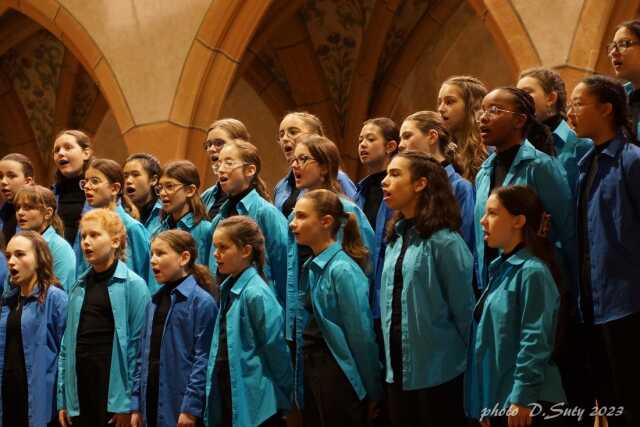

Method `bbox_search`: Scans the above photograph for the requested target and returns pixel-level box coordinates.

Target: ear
[244,164,257,180]
[513,113,528,130]
[240,243,253,260]
[110,234,121,251]
[601,102,614,119]
[150,175,159,187]
[183,184,197,198]
[413,176,428,193]
[385,140,398,155]
[112,181,122,196]
[81,147,93,161]
[546,91,558,109]
[25,176,33,185]
[178,250,191,268]
[43,207,54,223]
[319,214,335,230]
[513,214,526,230]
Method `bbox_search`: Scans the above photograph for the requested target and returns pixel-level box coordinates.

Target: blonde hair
[80,208,127,261]
[281,112,325,136]
[14,185,65,236]
[207,118,251,141]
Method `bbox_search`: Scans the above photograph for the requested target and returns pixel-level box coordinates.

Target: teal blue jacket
[143,200,163,237]
[285,197,376,340]
[474,141,577,290]
[159,212,213,266]
[381,223,475,390]
[205,267,292,427]
[294,243,383,404]
[550,120,592,197]
[43,226,77,293]
[208,189,289,306]
[57,261,151,416]
[465,249,565,419]
[201,183,223,213]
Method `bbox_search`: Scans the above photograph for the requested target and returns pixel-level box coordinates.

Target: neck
[309,236,334,256]
[171,204,190,222]
[39,223,49,234]
[591,127,617,146]
[400,200,418,220]
[495,135,523,153]
[106,199,118,210]
[430,150,446,163]
[19,275,38,297]
[231,262,251,278]
[502,236,523,256]
[136,192,154,209]
[165,270,188,285]
[93,255,116,273]
[366,159,388,175]
[230,184,251,199]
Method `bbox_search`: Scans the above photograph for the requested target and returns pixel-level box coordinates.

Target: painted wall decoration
[70,67,100,130]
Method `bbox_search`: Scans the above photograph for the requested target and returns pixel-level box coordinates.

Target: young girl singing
[14,185,77,291]
[58,209,151,427]
[206,216,292,427]
[290,189,382,426]
[133,230,218,427]
[0,153,34,242]
[1,231,67,427]
[123,153,163,235]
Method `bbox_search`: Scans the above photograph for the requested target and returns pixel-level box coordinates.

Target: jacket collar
[488,247,532,277]
[219,188,261,216]
[77,260,129,286]
[153,274,197,301]
[552,119,573,145]
[42,225,57,240]
[305,242,342,272]
[163,211,195,229]
[624,81,634,96]
[3,285,42,305]
[221,266,259,296]
[480,140,536,171]
[578,132,627,168]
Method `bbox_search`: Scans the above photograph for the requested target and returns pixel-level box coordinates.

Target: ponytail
[191,263,217,299]
[341,212,370,272]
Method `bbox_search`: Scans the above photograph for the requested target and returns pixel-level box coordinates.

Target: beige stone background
[0,0,633,191]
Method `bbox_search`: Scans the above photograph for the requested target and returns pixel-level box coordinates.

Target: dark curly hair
[386,151,461,242]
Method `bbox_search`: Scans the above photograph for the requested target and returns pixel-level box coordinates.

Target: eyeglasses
[217,160,247,172]
[607,39,640,54]
[154,183,185,196]
[475,106,523,121]
[567,102,596,113]
[203,138,226,150]
[79,177,104,190]
[291,154,316,166]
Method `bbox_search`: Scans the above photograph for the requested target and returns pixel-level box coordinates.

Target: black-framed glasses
[291,154,316,166]
[607,39,640,54]
[203,138,227,150]
[154,183,185,196]
[475,106,523,122]
[79,177,103,190]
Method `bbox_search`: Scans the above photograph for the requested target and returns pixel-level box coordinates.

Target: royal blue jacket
[550,120,592,197]
[285,197,375,340]
[274,170,357,212]
[158,212,213,266]
[446,164,476,252]
[465,249,565,419]
[137,275,217,425]
[205,267,292,427]
[0,286,67,427]
[294,243,383,404]
[624,81,640,138]
[43,226,77,292]
[354,177,393,320]
[474,141,577,290]
[209,189,289,306]
[381,223,475,390]
[58,261,151,416]
[576,133,640,324]
[0,253,7,292]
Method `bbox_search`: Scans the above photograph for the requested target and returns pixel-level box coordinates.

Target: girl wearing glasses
[76,158,153,288]
[285,136,375,343]
[201,118,251,219]
[208,141,289,306]
[570,75,640,426]
[473,87,576,293]
[58,209,151,427]
[380,151,474,427]
[517,68,592,196]
[0,153,34,242]
[609,20,640,136]
[289,189,382,427]
[437,76,488,183]
[52,130,93,245]
[467,185,566,427]
[123,153,163,235]
[274,112,357,217]
[14,185,77,292]
[1,231,67,427]
[156,160,213,266]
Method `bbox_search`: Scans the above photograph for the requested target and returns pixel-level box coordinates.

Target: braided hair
[499,87,556,156]
[580,75,636,141]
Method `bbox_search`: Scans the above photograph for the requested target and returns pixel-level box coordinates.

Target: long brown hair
[491,185,562,288]
[404,111,462,171]
[224,141,271,201]
[14,185,65,236]
[207,118,251,141]
[87,158,140,219]
[216,216,266,281]
[7,231,61,304]
[160,160,208,224]
[54,129,94,182]
[386,151,461,242]
[281,112,325,136]
[300,189,369,271]
[80,209,128,261]
[152,230,216,297]
[299,136,343,194]
[442,76,488,181]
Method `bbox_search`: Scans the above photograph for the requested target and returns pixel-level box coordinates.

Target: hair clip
[537,212,551,237]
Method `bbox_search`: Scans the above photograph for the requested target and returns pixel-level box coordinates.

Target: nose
[480,213,488,226]
[381,175,389,188]
[437,102,446,114]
